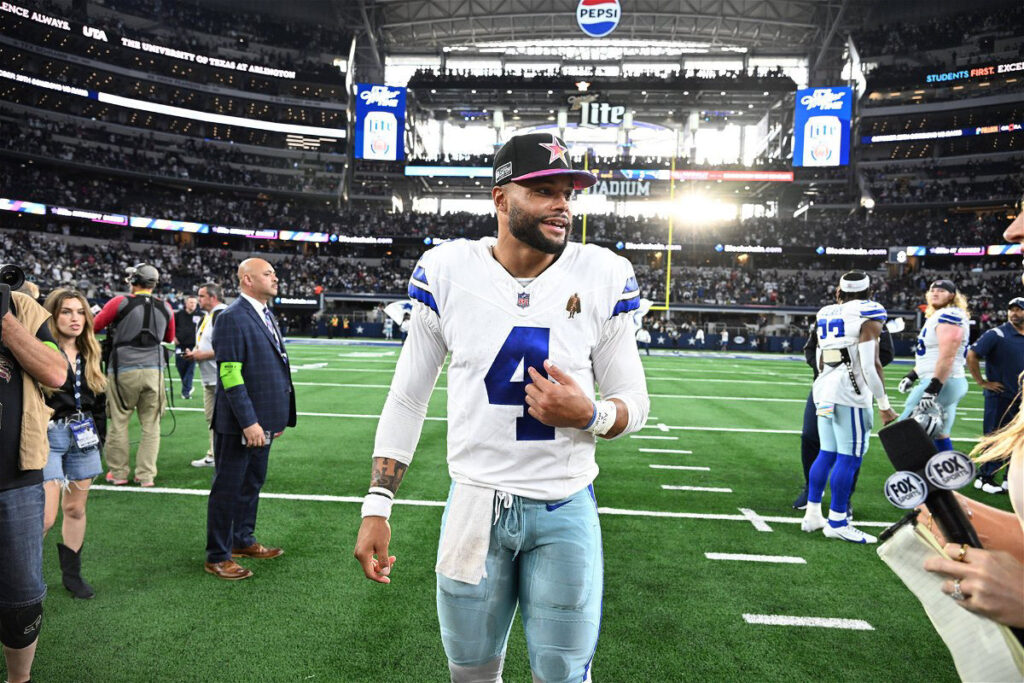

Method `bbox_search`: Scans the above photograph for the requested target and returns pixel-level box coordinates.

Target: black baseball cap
[1008,296,1024,309]
[492,133,597,190]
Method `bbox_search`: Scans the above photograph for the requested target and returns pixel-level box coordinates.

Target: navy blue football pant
[978,394,1020,481]
[800,390,861,498]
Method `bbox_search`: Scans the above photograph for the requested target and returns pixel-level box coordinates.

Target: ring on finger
[951,579,965,601]
[955,544,968,562]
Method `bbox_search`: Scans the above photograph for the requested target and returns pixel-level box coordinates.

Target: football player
[897,280,971,453]
[802,272,898,544]
[353,132,650,683]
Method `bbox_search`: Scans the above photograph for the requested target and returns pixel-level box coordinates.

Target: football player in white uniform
[802,272,898,544]
[353,133,650,683]
[897,279,971,453]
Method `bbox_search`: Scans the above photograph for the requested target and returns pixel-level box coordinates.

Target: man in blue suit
[204,258,296,580]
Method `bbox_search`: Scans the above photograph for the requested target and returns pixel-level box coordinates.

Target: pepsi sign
[577,0,620,38]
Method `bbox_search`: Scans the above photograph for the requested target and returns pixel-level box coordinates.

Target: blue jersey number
[483,326,555,441]
[916,329,926,357]
[816,318,846,339]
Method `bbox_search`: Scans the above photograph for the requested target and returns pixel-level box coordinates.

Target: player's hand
[980,380,1005,393]
[897,372,918,394]
[354,516,396,584]
[525,360,593,429]
[917,394,939,414]
[880,408,898,425]
[924,543,1024,629]
[242,422,266,448]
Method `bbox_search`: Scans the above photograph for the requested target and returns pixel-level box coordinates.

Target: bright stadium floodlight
[675,195,738,224]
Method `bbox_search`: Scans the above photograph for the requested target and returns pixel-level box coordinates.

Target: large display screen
[792,86,853,167]
[354,84,406,161]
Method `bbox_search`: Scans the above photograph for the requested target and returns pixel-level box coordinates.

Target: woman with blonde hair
[897,279,971,452]
[41,288,107,599]
[922,202,1024,629]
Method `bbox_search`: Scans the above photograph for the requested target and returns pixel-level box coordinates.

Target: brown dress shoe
[231,543,283,559]
[204,560,253,580]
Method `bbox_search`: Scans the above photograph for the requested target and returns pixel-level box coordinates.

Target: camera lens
[0,264,25,291]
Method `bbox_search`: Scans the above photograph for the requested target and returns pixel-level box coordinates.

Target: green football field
[24,341,1009,682]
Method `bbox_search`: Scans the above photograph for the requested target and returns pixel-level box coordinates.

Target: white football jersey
[812,299,887,408]
[395,237,646,500]
[914,306,970,378]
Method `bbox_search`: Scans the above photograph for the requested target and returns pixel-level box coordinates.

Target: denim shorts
[43,420,103,483]
[0,484,47,607]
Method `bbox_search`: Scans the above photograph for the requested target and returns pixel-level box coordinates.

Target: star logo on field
[539,135,569,165]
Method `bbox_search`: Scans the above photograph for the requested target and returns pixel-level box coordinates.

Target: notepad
[877,521,1024,681]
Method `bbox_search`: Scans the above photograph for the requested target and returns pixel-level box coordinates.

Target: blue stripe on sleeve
[408,283,439,315]
[412,265,429,286]
[937,314,962,325]
[611,297,641,318]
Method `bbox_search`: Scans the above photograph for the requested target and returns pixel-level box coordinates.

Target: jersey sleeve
[936,308,965,327]
[610,258,641,319]
[858,301,887,322]
[408,249,440,317]
[371,301,448,465]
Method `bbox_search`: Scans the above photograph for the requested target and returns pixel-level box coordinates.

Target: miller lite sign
[792,86,852,168]
[354,83,407,161]
[577,0,620,38]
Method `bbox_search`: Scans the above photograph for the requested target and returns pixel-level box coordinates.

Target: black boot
[57,542,94,599]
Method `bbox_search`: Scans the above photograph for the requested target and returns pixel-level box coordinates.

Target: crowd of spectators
[409,67,794,94]
[2,226,1015,343]
[1,115,342,195]
[409,152,790,172]
[6,0,348,92]
[853,6,1024,58]
[1,156,1016,249]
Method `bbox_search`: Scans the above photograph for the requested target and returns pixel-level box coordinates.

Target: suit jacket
[211,297,296,434]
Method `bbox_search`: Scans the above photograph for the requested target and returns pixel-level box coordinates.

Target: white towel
[435,483,495,585]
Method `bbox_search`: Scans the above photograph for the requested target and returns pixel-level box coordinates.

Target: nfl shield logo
[517,292,531,309]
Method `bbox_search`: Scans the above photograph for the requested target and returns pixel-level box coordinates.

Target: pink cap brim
[510,168,597,190]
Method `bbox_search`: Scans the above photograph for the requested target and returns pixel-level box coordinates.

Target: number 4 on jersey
[483,326,555,441]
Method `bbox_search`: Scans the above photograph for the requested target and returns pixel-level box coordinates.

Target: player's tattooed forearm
[371,458,407,494]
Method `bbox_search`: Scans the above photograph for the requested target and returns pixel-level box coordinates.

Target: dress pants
[206,431,270,563]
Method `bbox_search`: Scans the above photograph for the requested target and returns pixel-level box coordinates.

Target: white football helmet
[910,401,945,438]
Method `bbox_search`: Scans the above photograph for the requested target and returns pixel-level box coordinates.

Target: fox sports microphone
[877,419,981,548]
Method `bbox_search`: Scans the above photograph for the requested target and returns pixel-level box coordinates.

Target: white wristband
[584,400,617,436]
[361,487,394,519]
[877,395,891,412]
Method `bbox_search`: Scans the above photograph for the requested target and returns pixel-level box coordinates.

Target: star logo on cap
[539,135,569,165]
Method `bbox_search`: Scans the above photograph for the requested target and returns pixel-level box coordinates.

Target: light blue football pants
[436,483,603,683]
[817,404,874,458]
[899,375,969,436]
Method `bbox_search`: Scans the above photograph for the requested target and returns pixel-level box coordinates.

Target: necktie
[263,307,283,353]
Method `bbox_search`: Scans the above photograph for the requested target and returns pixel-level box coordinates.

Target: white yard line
[649,464,710,471]
[629,435,679,440]
[742,614,874,630]
[640,448,694,454]
[662,485,733,493]
[705,553,805,564]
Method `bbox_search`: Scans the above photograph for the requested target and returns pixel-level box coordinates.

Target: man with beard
[966,296,1024,493]
[353,132,650,683]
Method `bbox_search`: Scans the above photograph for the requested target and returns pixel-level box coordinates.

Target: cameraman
[0,287,68,683]
[93,264,175,487]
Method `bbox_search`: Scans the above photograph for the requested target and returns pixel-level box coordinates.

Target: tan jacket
[11,291,56,471]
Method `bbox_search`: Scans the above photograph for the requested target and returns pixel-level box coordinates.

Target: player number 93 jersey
[914,306,970,378]
[812,299,887,408]
[409,237,641,500]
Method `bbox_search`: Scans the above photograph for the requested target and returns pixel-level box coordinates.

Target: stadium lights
[0,69,346,138]
[675,195,738,224]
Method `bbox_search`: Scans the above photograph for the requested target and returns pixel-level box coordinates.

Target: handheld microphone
[877,419,981,548]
